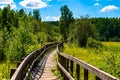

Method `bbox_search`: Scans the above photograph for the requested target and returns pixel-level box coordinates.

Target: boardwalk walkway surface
[40,49,57,80]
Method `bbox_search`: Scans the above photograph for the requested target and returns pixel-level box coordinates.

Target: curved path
[40,49,57,80]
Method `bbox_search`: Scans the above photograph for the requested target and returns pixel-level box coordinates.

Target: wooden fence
[57,48,119,80]
[10,42,59,80]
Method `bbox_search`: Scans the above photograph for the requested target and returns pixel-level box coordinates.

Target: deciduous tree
[59,5,74,40]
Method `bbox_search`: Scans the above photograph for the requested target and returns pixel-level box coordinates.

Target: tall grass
[0,61,16,80]
[0,44,42,80]
[63,42,120,78]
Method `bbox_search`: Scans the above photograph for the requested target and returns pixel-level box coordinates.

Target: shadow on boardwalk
[39,49,57,80]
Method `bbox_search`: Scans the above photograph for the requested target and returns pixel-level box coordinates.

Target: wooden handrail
[10,42,59,80]
[57,51,119,80]
[57,62,74,80]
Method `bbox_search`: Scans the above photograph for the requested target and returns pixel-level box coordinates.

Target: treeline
[91,18,120,41]
[59,5,120,47]
[0,5,62,62]
[0,5,120,62]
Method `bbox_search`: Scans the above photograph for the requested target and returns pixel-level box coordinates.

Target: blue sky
[0,0,120,21]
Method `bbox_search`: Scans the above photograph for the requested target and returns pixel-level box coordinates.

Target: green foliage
[87,37,103,49]
[0,5,62,79]
[59,5,74,40]
[18,9,25,17]
[63,42,120,78]
[90,18,120,41]
[33,9,41,21]
[69,16,97,47]
[0,30,5,61]
[0,61,16,79]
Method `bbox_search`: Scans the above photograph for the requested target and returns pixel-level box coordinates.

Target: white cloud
[0,0,13,4]
[46,16,60,21]
[43,0,52,2]
[0,0,16,9]
[0,5,6,9]
[19,0,47,9]
[96,0,99,1]
[10,3,16,9]
[0,4,16,9]
[94,3,100,6]
[100,5,118,12]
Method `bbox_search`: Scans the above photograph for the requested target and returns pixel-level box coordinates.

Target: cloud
[46,16,60,21]
[94,3,100,6]
[0,0,16,9]
[100,5,118,12]
[0,4,16,9]
[19,0,47,9]
[10,3,16,9]
[44,0,52,1]
[0,0,13,4]
[0,5,6,9]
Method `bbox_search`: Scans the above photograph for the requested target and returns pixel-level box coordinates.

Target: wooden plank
[58,52,118,80]
[11,42,59,80]
[57,62,74,80]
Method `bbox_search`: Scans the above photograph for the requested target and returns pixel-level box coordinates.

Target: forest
[0,5,120,79]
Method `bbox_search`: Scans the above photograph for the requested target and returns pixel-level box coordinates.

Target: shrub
[87,37,102,49]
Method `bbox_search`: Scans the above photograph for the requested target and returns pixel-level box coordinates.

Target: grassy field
[63,42,120,78]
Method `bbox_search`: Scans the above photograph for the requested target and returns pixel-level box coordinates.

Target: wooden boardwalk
[11,42,118,80]
[40,49,57,80]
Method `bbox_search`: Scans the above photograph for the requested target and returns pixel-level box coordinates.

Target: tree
[70,16,96,47]
[18,9,25,17]
[59,5,74,40]
[2,6,9,27]
[33,10,41,21]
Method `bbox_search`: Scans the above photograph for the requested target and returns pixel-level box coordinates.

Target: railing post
[76,64,80,80]
[17,61,21,67]
[70,60,74,77]
[66,59,69,72]
[64,57,67,69]
[58,42,64,52]
[10,68,16,78]
[96,76,101,80]
[84,69,88,80]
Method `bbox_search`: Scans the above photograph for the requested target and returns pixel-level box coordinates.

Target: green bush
[87,37,102,49]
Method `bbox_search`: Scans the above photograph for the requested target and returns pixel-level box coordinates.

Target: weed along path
[40,49,57,80]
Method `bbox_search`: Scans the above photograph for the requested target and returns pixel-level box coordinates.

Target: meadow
[63,42,120,78]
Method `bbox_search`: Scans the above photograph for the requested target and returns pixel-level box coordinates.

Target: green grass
[0,44,41,80]
[0,61,16,80]
[63,42,120,78]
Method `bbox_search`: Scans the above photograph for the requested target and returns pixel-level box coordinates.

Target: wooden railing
[10,41,119,80]
[10,42,59,80]
[57,48,119,80]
